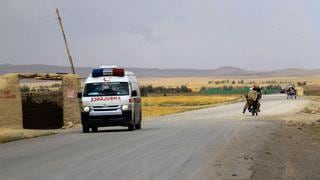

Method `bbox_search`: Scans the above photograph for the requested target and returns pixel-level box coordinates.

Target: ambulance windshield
[83,82,129,97]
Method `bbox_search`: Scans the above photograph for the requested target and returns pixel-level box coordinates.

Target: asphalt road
[0,94,309,180]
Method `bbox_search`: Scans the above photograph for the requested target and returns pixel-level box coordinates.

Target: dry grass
[21,75,320,92]
[142,95,240,118]
[0,128,56,143]
[139,75,320,92]
[303,85,320,96]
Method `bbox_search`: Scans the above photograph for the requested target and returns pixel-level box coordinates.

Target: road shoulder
[252,112,320,179]
[204,120,281,180]
[207,98,320,180]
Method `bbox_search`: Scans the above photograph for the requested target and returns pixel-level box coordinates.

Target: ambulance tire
[92,127,98,132]
[135,122,141,130]
[135,112,142,129]
[128,118,136,131]
[82,125,89,133]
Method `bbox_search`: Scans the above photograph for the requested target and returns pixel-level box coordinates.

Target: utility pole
[55,8,76,74]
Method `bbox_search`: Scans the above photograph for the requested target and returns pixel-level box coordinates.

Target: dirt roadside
[0,123,80,144]
[252,97,320,179]
[252,110,320,179]
[0,128,57,143]
[208,97,320,180]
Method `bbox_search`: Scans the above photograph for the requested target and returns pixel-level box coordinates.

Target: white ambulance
[79,66,142,133]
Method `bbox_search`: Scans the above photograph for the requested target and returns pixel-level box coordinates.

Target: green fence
[200,87,279,95]
[263,88,280,94]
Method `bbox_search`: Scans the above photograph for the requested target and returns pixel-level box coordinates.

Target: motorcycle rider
[287,85,296,93]
[243,87,253,114]
[253,85,262,112]
[243,85,262,114]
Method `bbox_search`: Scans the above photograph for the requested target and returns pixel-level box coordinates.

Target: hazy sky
[1,0,320,70]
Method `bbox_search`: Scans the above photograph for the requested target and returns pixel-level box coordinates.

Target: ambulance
[79,66,142,133]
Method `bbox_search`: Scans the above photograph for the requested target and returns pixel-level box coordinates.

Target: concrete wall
[0,74,22,128]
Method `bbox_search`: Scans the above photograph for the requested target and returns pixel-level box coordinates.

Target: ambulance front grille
[92,105,119,108]
[92,105,121,112]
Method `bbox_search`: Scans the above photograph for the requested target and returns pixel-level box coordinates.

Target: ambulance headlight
[121,104,131,111]
[82,106,90,112]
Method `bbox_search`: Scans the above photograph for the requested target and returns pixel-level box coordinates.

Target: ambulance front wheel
[81,113,90,133]
[135,112,142,129]
[82,125,89,133]
[128,118,136,131]
[135,122,141,129]
[92,127,98,132]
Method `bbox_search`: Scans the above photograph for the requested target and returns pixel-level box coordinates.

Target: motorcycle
[287,90,297,99]
[248,101,259,116]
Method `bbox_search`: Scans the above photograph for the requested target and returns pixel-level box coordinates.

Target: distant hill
[0,64,320,78]
[261,68,320,77]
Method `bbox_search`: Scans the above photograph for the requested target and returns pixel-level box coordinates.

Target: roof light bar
[92,68,125,77]
[113,68,125,77]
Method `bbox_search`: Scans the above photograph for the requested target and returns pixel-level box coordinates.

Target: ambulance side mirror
[131,90,137,97]
[77,92,82,99]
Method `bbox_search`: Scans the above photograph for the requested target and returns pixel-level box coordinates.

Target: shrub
[20,85,30,92]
